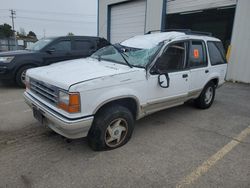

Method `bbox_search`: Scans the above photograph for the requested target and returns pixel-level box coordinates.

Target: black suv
[0,36,110,87]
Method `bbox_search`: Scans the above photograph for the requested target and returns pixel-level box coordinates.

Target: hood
[0,50,35,56]
[27,57,140,90]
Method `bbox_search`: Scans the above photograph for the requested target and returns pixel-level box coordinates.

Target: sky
[0,0,97,39]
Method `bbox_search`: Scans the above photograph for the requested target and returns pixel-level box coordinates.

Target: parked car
[24,31,227,151]
[0,36,110,87]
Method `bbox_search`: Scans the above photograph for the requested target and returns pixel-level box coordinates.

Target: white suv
[24,31,227,150]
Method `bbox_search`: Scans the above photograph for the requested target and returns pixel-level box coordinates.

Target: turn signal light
[58,92,81,113]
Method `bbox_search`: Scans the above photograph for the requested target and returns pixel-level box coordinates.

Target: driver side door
[43,39,73,65]
[144,41,190,114]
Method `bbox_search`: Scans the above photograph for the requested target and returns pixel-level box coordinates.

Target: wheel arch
[93,96,141,120]
[14,61,40,76]
[207,77,219,88]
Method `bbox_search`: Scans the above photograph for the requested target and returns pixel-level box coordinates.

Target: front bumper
[24,92,93,139]
[0,65,13,79]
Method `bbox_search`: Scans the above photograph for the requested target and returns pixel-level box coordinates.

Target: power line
[16,16,96,24]
[9,8,96,17]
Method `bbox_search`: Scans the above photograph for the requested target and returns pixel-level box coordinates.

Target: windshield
[91,43,162,68]
[26,38,52,51]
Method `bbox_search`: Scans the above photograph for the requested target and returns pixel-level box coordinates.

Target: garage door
[167,0,237,14]
[110,0,146,43]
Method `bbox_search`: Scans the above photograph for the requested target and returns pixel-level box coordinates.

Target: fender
[14,59,42,74]
[92,88,141,116]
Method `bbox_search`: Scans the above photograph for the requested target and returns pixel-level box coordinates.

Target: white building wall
[227,0,250,83]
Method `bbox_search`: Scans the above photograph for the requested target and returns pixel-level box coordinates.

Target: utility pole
[10,9,17,50]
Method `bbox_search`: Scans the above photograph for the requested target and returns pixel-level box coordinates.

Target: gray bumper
[24,92,93,139]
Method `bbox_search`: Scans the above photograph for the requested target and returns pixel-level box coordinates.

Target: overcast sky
[0,0,97,39]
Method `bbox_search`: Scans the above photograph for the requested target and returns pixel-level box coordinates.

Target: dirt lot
[0,82,249,188]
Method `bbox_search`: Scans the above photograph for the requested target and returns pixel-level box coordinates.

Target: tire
[87,105,135,151]
[194,82,216,109]
[15,65,34,88]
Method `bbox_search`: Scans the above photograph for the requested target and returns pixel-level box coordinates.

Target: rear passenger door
[187,40,210,93]
[72,39,96,59]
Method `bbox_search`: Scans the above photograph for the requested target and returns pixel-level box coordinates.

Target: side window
[51,40,71,51]
[189,41,207,68]
[75,40,94,50]
[207,41,227,65]
[154,42,186,73]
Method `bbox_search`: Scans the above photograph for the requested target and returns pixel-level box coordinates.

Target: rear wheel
[195,82,216,109]
[15,65,34,88]
[87,105,134,151]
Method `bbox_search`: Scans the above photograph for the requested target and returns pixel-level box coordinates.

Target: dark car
[0,36,110,87]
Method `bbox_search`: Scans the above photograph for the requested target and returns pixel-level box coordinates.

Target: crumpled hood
[27,57,137,90]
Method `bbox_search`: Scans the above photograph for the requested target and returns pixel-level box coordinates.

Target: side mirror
[46,48,55,54]
[158,73,170,88]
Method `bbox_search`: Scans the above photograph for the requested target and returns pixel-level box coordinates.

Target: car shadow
[0,81,22,90]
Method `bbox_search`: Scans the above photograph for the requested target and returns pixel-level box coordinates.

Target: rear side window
[75,40,94,50]
[207,41,227,65]
[189,41,207,68]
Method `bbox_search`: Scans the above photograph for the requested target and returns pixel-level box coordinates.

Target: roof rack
[146,29,212,36]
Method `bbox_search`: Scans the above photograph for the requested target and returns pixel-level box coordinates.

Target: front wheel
[195,82,216,109]
[87,105,134,151]
[15,65,34,88]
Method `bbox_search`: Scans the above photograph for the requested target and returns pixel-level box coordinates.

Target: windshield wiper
[111,44,133,68]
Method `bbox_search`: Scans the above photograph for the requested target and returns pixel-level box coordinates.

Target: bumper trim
[24,92,93,139]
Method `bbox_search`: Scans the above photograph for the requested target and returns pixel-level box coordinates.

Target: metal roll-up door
[110,0,146,44]
[167,0,237,14]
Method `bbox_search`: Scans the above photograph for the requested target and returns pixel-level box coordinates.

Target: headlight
[0,56,15,63]
[58,90,81,113]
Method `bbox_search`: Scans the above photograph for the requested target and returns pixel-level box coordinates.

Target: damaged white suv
[24,31,227,150]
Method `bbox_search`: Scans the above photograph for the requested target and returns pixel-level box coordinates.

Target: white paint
[26,58,138,90]
[110,0,146,43]
[121,32,219,49]
[26,32,227,123]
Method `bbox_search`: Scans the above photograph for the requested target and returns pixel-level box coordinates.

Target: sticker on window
[193,49,199,59]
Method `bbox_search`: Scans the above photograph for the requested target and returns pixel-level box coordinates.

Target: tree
[67,32,74,36]
[0,23,14,38]
[27,31,37,39]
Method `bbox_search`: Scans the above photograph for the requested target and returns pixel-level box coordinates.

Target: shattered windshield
[91,43,163,68]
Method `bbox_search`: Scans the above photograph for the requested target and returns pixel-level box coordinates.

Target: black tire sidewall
[15,65,33,88]
[196,82,215,109]
[88,105,134,151]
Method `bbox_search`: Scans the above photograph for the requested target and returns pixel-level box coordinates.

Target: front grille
[30,78,58,105]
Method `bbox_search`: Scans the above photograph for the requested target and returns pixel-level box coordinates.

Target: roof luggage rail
[146,29,212,36]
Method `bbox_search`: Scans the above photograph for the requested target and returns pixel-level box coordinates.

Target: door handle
[205,70,209,73]
[182,74,188,78]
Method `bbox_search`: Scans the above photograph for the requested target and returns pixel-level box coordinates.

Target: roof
[121,31,220,49]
